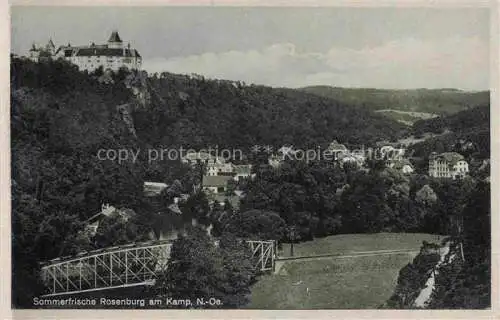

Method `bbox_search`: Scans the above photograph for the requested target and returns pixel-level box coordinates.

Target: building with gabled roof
[181,150,224,166]
[428,152,469,179]
[207,162,234,176]
[387,158,414,174]
[233,164,254,181]
[28,31,142,72]
[143,181,168,197]
[202,175,233,194]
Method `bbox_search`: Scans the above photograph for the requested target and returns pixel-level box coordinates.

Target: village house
[387,159,415,174]
[277,145,296,157]
[337,153,361,168]
[428,152,469,179]
[327,140,348,159]
[28,31,142,72]
[268,154,284,168]
[268,145,297,168]
[380,145,405,160]
[202,175,233,194]
[143,181,168,197]
[206,162,234,176]
[84,204,135,237]
[233,164,254,181]
[181,151,224,166]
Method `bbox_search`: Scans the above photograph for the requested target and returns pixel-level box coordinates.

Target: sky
[11,6,490,90]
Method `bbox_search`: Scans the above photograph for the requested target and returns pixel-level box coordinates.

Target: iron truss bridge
[40,239,275,297]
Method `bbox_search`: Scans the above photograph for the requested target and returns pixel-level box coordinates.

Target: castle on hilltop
[28,31,142,72]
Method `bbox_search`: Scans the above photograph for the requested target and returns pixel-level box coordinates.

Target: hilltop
[407,105,490,172]
[134,73,406,149]
[300,86,489,123]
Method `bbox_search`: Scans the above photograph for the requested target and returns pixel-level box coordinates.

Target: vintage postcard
[4,1,498,318]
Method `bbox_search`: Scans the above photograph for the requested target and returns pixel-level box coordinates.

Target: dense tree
[301,86,489,115]
[223,209,286,241]
[10,57,490,308]
[157,226,256,308]
[386,182,490,309]
[94,210,153,248]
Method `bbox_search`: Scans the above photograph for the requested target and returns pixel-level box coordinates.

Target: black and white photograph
[7,3,494,314]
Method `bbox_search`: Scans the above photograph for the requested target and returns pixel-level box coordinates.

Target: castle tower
[46,38,55,54]
[29,43,40,62]
[107,30,123,49]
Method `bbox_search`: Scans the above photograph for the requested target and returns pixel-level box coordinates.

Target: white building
[380,145,405,160]
[327,140,348,159]
[143,181,168,197]
[181,151,224,166]
[28,31,142,72]
[268,154,284,168]
[428,152,469,179]
[233,164,254,181]
[387,159,415,174]
[206,162,234,176]
[28,39,55,62]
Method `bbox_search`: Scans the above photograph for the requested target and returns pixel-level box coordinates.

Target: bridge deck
[40,239,275,297]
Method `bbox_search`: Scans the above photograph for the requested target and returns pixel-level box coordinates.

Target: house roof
[74,47,141,58]
[108,31,123,43]
[391,159,413,170]
[167,203,182,215]
[208,163,232,169]
[85,204,118,223]
[144,181,168,197]
[62,48,74,57]
[202,175,232,187]
[144,181,168,188]
[234,164,252,174]
[328,140,347,151]
[212,195,240,208]
[278,145,295,154]
[437,152,465,165]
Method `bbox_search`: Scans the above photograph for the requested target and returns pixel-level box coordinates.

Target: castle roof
[74,47,141,58]
[108,31,123,43]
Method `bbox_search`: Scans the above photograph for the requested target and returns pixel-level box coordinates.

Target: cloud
[142,37,489,90]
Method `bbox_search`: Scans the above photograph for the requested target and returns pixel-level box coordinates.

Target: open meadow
[249,233,441,309]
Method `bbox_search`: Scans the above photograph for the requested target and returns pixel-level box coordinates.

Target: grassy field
[278,233,441,258]
[375,109,438,125]
[249,233,441,309]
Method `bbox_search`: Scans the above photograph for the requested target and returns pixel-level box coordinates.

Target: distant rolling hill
[300,86,489,124]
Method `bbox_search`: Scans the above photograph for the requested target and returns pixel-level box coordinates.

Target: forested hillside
[407,105,490,173]
[386,182,490,309]
[412,104,489,137]
[11,58,156,306]
[301,86,489,116]
[10,58,406,306]
[10,58,490,309]
[134,73,406,150]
